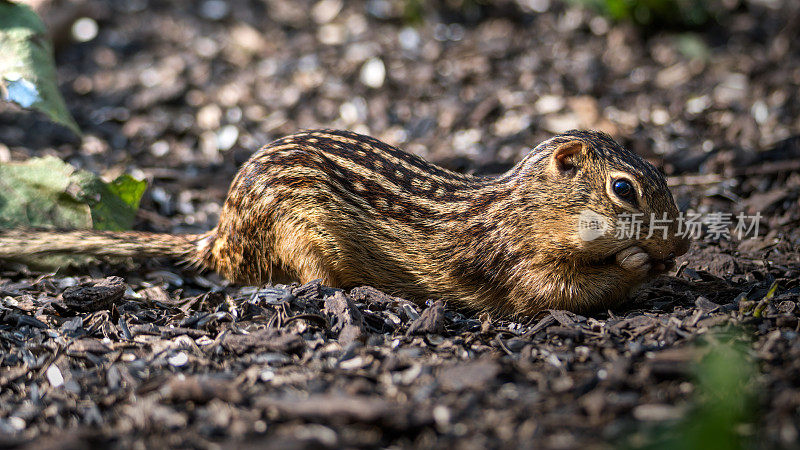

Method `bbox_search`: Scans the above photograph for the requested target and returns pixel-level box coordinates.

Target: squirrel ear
[550,140,583,176]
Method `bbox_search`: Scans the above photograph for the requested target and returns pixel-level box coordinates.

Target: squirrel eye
[613,179,636,203]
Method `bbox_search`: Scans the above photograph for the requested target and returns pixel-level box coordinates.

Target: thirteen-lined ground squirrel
[0,129,689,316]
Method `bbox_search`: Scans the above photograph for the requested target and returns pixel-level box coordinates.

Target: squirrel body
[0,129,689,315]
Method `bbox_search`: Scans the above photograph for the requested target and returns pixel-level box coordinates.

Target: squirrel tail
[0,229,203,260]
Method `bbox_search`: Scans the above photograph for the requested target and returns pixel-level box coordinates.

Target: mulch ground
[1,0,799,448]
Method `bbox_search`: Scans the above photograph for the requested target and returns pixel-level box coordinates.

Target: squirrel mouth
[596,250,677,275]
[650,255,677,274]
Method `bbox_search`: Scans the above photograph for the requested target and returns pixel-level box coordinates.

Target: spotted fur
[0,129,689,316]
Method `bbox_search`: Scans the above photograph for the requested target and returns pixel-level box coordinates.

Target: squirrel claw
[616,246,651,276]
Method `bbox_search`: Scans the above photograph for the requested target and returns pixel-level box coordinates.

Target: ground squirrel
[0,129,689,316]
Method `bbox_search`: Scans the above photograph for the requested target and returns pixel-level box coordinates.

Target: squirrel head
[515,130,689,268]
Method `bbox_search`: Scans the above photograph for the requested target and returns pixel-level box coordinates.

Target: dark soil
[1,0,799,448]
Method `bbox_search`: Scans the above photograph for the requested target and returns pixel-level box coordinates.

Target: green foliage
[571,0,719,28]
[399,0,490,26]
[0,156,146,231]
[107,174,147,216]
[402,0,426,25]
[683,335,756,449]
[0,0,80,134]
[634,330,757,450]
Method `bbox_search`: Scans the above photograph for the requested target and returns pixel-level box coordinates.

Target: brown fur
[0,129,689,316]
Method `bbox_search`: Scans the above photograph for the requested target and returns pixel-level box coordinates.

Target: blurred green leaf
[0,156,146,231]
[108,174,147,211]
[402,0,425,25]
[630,330,757,450]
[0,0,80,134]
[569,0,720,28]
[685,335,756,450]
[0,156,90,229]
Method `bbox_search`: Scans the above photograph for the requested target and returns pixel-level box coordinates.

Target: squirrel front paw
[616,246,651,278]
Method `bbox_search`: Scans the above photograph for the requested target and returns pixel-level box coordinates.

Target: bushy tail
[0,229,202,260]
